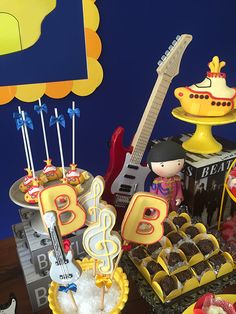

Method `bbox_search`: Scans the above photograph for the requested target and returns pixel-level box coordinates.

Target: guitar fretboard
[130,73,172,164]
[49,226,65,265]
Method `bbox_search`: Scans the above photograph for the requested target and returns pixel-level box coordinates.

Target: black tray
[121,253,236,314]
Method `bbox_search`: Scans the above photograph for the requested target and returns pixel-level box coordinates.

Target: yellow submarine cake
[174,56,236,116]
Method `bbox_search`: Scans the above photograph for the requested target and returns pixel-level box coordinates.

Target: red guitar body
[103,126,132,206]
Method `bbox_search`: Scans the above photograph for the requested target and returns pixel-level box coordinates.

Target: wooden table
[0,237,235,313]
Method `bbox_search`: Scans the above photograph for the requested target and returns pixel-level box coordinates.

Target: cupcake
[130,246,147,263]
[173,216,187,228]
[197,239,214,256]
[176,269,193,284]
[168,232,184,245]
[192,261,210,276]
[208,254,226,271]
[159,276,177,296]
[185,226,200,239]
[146,261,163,276]
[179,242,199,258]
[163,221,174,235]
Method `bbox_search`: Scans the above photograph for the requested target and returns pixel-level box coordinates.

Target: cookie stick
[50,108,66,180]
[18,106,30,171]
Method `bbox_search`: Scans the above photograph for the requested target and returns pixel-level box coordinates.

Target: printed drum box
[150,134,236,227]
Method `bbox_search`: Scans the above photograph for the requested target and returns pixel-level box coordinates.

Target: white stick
[18,106,30,170]
[54,108,66,178]
[72,101,75,164]
[38,99,50,160]
[21,111,36,179]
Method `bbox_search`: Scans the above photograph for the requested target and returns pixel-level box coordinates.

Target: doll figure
[147,141,186,212]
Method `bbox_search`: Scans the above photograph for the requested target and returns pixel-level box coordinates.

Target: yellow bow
[95,274,113,289]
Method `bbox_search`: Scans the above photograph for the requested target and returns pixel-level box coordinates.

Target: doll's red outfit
[150,175,183,211]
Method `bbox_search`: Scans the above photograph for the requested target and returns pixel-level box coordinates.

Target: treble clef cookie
[82,206,121,274]
[78,176,105,225]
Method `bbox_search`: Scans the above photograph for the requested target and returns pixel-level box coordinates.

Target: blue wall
[1,0,236,239]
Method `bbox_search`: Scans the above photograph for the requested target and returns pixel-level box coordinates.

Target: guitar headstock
[44,211,57,229]
[157,34,192,78]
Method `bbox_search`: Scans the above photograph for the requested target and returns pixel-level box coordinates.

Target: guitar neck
[131,73,172,164]
[48,225,66,264]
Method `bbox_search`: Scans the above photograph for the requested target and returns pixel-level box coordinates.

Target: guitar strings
[53,226,71,282]
[49,227,71,283]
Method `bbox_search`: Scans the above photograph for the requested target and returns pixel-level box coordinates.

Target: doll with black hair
[147,141,186,212]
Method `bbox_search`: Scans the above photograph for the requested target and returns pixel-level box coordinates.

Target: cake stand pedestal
[172,107,236,154]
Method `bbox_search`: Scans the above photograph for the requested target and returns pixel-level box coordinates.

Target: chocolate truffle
[192,261,210,276]
[146,261,163,276]
[208,254,226,270]
[197,239,214,256]
[168,232,184,245]
[159,276,177,296]
[168,252,183,267]
[131,247,147,261]
[185,226,200,239]
[147,242,162,255]
[176,269,192,283]
[163,221,173,235]
[179,242,199,257]
[173,216,187,228]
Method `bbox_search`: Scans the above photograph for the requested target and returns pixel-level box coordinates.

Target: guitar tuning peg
[165,50,170,56]
[172,40,177,45]
[161,55,166,61]
[168,45,173,50]
[176,35,181,41]
[157,60,162,66]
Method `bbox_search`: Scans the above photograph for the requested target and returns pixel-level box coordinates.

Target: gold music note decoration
[78,176,106,225]
[82,206,121,274]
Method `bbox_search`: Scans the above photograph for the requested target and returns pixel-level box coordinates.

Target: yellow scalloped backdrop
[0,0,103,105]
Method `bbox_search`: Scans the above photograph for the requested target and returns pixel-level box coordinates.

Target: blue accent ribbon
[58,283,77,293]
[67,107,80,119]
[49,114,65,128]
[34,103,48,114]
[14,113,34,130]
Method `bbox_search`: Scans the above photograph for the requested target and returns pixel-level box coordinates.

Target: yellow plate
[182,294,236,314]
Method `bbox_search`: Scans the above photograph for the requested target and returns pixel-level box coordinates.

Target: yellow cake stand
[172,107,236,154]
[48,258,129,314]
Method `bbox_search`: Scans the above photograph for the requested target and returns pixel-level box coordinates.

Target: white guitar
[44,212,81,285]
[103,34,193,208]
[0,295,16,314]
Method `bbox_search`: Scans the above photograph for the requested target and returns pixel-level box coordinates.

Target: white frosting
[43,165,57,174]
[66,169,81,178]
[28,185,44,195]
[206,305,227,314]
[190,77,235,99]
[24,176,33,185]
